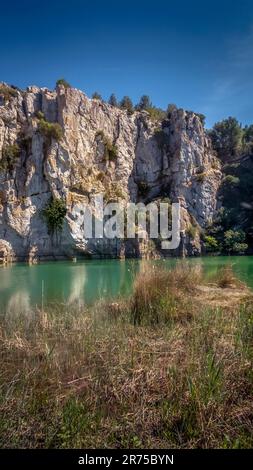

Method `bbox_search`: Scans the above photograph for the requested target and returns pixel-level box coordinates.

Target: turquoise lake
[0,256,253,313]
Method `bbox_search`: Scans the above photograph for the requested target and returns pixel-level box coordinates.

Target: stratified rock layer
[0,84,221,260]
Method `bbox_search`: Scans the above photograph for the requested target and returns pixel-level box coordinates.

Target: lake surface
[0,256,253,314]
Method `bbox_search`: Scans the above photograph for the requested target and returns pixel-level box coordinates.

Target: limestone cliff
[0,83,221,261]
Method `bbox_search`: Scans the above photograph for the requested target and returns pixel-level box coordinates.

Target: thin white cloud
[202,25,253,125]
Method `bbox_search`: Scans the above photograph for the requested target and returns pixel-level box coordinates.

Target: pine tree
[120,96,134,114]
[92,92,102,100]
[108,93,118,107]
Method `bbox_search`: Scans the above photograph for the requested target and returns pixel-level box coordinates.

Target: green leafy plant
[38,118,63,141]
[204,235,220,253]
[222,175,240,186]
[137,180,149,198]
[0,144,20,172]
[92,92,102,100]
[186,223,198,239]
[223,230,248,254]
[43,197,67,236]
[0,84,18,102]
[95,130,118,161]
[56,78,71,88]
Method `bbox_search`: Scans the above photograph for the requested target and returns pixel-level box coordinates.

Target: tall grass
[0,264,252,448]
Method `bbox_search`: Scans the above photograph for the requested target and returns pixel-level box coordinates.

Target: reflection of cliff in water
[6,290,31,319]
[67,266,87,306]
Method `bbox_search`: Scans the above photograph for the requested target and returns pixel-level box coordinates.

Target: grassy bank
[0,264,253,448]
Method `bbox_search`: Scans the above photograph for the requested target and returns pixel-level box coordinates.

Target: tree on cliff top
[92,92,102,100]
[108,93,118,107]
[120,96,134,114]
[135,95,152,111]
[209,117,244,162]
[56,78,71,88]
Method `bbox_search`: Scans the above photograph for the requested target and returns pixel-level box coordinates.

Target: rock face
[0,84,222,260]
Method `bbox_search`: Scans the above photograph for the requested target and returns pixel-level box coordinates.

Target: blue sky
[0,0,252,127]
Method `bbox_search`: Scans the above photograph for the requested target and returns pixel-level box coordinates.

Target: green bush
[43,197,67,235]
[56,78,71,88]
[0,144,20,172]
[0,84,18,101]
[95,131,118,161]
[105,141,118,161]
[186,224,198,239]
[38,118,63,141]
[137,181,149,198]
[222,175,240,186]
[146,107,166,122]
[92,92,102,100]
[35,110,45,120]
[204,235,220,252]
[223,230,248,254]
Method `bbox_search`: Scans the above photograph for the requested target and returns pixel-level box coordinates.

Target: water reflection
[6,289,31,318]
[0,256,253,314]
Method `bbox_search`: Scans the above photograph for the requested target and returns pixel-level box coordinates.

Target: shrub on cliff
[56,78,71,88]
[222,174,240,186]
[137,180,149,198]
[146,106,166,121]
[0,84,18,102]
[92,92,102,100]
[38,118,63,142]
[186,223,198,239]
[0,143,20,172]
[43,197,67,236]
[95,130,118,161]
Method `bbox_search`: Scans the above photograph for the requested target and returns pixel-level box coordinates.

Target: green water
[0,256,253,313]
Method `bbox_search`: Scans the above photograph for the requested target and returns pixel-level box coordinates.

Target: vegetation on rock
[38,117,63,142]
[42,197,67,236]
[95,130,118,161]
[56,78,71,88]
[92,91,102,100]
[0,84,18,101]
[108,93,118,107]
[0,143,20,172]
[137,180,149,198]
[120,96,134,114]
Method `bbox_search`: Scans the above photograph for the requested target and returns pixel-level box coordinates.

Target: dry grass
[131,263,202,325]
[214,265,243,289]
[0,264,252,449]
